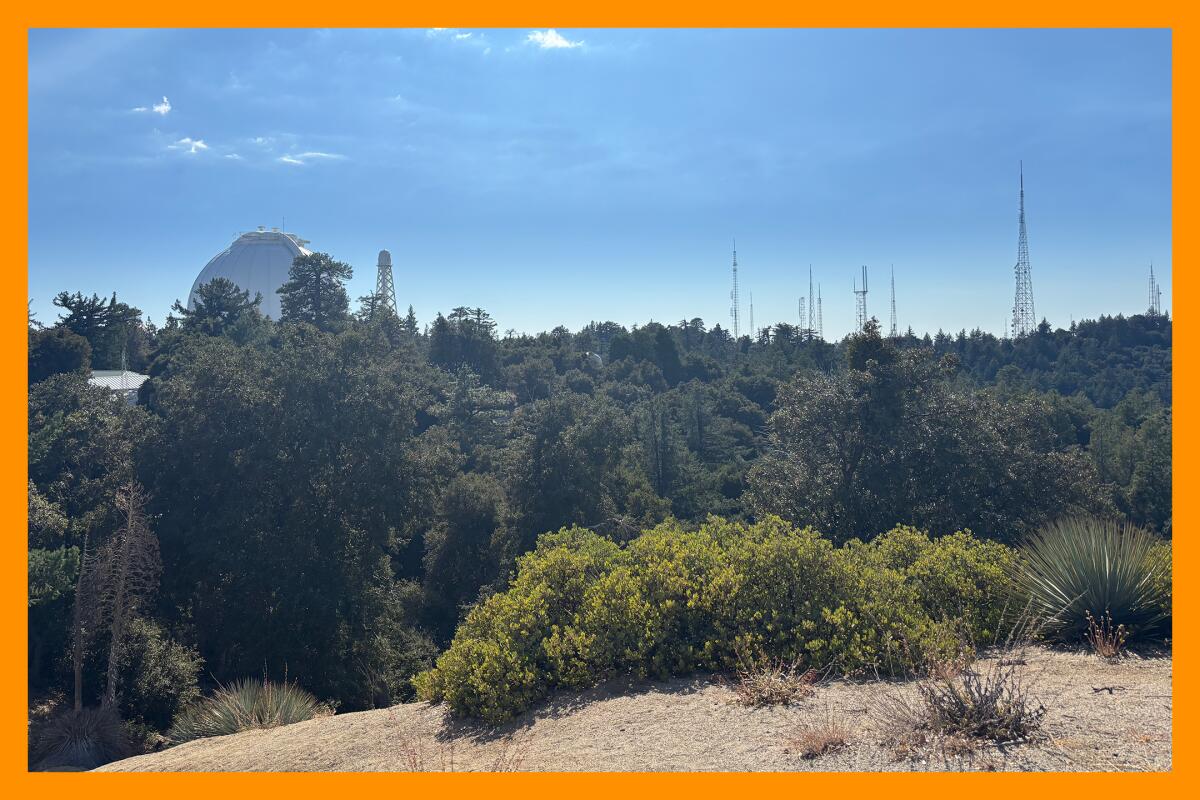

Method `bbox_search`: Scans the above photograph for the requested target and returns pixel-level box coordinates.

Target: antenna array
[729,241,741,338]
[854,265,869,330]
[1011,162,1036,336]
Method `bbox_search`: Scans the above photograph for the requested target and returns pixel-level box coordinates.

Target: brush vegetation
[168,679,325,745]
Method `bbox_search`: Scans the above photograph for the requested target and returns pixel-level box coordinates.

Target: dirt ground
[97,646,1172,772]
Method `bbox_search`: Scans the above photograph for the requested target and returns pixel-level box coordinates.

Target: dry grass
[788,710,850,760]
[95,647,1171,773]
[1086,610,1129,659]
[877,636,1045,752]
[389,709,528,771]
[731,656,818,707]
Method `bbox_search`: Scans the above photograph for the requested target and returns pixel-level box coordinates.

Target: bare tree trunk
[71,527,92,713]
[100,480,160,710]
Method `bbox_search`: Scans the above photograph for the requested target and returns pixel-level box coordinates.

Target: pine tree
[277,252,353,331]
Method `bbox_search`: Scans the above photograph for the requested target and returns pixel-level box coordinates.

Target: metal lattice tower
[798,297,806,332]
[889,265,898,338]
[1148,263,1162,315]
[375,249,398,317]
[729,241,741,339]
[806,265,816,340]
[1011,162,1036,337]
[817,284,823,340]
[853,265,869,331]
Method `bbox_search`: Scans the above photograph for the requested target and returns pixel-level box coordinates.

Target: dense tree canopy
[28,252,1172,728]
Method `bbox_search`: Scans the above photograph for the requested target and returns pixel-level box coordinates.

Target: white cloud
[133,95,172,114]
[277,151,345,166]
[169,137,208,154]
[224,153,243,160]
[526,29,584,50]
[455,33,473,40]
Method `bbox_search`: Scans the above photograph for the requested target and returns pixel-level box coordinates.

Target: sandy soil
[97,646,1171,772]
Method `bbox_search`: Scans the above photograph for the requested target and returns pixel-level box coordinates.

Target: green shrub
[1015,516,1171,641]
[867,526,1018,645]
[167,678,324,745]
[115,618,203,729]
[415,516,1018,724]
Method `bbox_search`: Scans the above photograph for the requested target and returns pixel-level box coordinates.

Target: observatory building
[188,227,312,319]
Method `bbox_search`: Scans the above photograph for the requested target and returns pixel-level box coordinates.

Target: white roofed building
[188,227,312,319]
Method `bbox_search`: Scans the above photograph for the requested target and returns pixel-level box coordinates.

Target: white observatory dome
[188,227,313,320]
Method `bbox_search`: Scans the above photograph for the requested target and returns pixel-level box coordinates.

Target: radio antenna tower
[817,284,823,340]
[798,296,806,332]
[1148,263,1162,315]
[853,265,869,330]
[729,240,741,338]
[1011,162,1036,336]
[889,265,898,338]
[806,265,816,340]
[374,249,398,317]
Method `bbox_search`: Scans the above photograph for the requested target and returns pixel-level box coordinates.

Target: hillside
[98,647,1171,772]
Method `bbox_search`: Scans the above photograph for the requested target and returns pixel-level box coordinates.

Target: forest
[27,252,1172,757]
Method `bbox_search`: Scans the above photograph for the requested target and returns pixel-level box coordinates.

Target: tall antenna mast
[889,264,898,338]
[807,265,816,339]
[854,265,869,330]
[817,284,823,341]
[729,239,741,338]
[374,250,398,318]
[1148,262,1162,315]
[1012,161,1036,336]
[798,296,806,334]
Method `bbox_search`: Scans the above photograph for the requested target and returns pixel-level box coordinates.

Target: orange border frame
[2,7,1189,796]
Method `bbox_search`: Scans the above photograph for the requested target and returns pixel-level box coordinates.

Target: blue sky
[28,28,1171,338]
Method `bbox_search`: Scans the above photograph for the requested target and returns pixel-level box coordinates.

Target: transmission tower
[374,249,398,317]
[798,297,806,332]
[817,284,823,340]
[806,265,817,340]
[729,240,741,338]
[889,265,898,337]
[853,265,869,331]
[1148,263,1162,315]
[1011,162,1036,336]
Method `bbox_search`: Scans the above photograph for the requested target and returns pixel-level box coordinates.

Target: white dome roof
[189,228,313,319]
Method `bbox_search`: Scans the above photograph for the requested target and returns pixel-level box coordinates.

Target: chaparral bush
[414,516,1016,723]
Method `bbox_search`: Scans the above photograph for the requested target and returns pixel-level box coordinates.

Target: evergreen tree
[277,252,353,331]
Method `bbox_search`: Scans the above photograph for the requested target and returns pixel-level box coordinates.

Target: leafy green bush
[115,618,203,729]
[1015,516,1171,641]
[167,678,324,745]
[414,517,1016,723]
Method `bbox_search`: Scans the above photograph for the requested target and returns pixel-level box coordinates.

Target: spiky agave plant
[168,678,323,745]
[1015,516,1170,642]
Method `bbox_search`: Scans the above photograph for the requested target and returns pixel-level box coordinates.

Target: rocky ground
[97,646,1172,772]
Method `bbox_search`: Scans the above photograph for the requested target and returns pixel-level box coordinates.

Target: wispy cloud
[425,28,490,53]
[278,151,345,165]
[169,137,207,154]
[134,96,172,115]
[526,30,584,50]
[224,153,243,160]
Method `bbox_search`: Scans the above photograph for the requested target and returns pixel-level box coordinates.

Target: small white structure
[89,370,149,405]
[189,227,312,320]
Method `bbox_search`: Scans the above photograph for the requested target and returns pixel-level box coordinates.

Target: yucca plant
[1015,516,1170,642]
[167,678,324,745]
